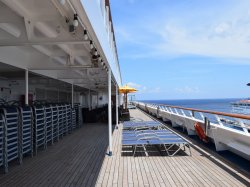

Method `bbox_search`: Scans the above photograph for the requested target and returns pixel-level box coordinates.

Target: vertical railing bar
[199,112,205,120]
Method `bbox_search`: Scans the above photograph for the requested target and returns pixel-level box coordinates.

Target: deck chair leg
[133,145,137,156]
[188,144,192,156]
[166,144,175,151]
[170,144,182,156]
[163,144,169,156]
[142,144,148,157]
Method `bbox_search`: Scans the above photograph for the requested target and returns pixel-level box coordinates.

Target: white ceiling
[0,0,115,91]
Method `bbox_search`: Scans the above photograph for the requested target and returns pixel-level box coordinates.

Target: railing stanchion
[192,111,195,117]
[204,117,210,135]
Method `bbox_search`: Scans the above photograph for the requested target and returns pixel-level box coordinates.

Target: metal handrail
[144,102,250,120]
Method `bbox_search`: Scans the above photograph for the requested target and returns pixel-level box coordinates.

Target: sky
[110,0,250,100]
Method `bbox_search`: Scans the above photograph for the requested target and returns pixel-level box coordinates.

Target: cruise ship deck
[0,109,249,187]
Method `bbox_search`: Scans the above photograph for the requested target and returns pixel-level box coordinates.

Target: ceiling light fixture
[84,29,88,40]
[90,40,94,49]
[73,14,79,27]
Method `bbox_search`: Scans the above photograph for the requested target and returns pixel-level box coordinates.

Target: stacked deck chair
[45,106,53,146]
[66,105,72,133]
[74,103,82,128]
[71,107,76,130]
[122,121,191,156]
[0,114,5,171]
[19,106,33,162]
[33,106,46,155]
[57,105,64,138]
[51,105,59,142]
[62,105,67,135]
[1,106,20,173]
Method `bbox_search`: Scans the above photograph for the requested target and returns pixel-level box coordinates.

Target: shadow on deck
[0,124,110,186]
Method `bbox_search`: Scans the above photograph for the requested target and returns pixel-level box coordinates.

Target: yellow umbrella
[119,85,137,110]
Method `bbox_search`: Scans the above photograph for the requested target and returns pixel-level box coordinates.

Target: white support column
[116,84,119,128]
[108,69,112,156]
[25,69,29,105]
[97,92,99,108]
[88,89,91,111]
[71,84,74,108]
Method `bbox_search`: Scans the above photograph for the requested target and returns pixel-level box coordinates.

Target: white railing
[133,101,250,160]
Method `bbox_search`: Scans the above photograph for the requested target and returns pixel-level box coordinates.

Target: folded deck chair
[123,121,159,125]
[122,137,191,157]
[123,123,161,130]
[122,133,179,139]
[123,129,172,134]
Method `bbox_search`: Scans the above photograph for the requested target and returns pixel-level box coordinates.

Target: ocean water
[140,98,241,113]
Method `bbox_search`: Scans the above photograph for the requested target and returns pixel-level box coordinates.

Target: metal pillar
[25,69,29,105]
[116,84,119,128]
[71,84,74,108]
[108,69,112,156]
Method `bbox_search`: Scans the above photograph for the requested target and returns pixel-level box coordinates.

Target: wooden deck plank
[0,109,249,187]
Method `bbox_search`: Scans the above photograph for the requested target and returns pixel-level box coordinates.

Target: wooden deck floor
[96,109,250,187]
[0,109,249,186]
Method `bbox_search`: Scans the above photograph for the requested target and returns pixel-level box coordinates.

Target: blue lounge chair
[122,138,191,156]
[123,122,161,130]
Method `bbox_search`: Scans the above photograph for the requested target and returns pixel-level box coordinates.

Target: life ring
[194,122,208,143]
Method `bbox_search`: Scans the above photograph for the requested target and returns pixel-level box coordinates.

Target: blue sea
[140,98,241,113]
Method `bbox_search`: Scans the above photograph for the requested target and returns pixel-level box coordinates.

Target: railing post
[204,117,210,135]
[108,68,112,156]
[237,119,249,134]
[215,115,224,126]
[192,111,195,117]
[174,108,178,114]
[180,109,186,116]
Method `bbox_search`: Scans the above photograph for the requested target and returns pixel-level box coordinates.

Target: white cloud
[115,27,130,41]
[117,1,250,62]
[127,82,143,89]
[126,82,160,94]
[214,22,231,34]
[175,86,200,94]
[156,20,250,59]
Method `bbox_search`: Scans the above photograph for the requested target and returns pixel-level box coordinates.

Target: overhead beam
[0,39,89,47]
[57,74,106,80]
[29,65,93,71]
